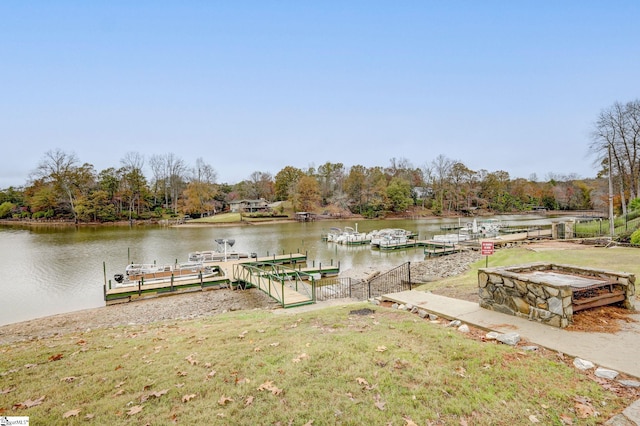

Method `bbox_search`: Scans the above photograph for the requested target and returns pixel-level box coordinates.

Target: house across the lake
[229,199,270,213]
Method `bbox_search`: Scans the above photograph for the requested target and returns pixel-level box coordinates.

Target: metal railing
[233,262,315,308]
[316,262,412,301]
[367,262,412,298]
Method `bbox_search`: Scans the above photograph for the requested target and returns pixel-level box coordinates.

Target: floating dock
[104,267,230,305]
[423,241,462,257]
[104,252,339,304]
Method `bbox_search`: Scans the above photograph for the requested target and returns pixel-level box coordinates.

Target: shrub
[630,228,640,245]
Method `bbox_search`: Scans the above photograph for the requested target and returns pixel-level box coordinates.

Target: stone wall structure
[478,263,635,328]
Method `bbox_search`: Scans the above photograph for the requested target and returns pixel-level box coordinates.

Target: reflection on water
[0,215,551,326]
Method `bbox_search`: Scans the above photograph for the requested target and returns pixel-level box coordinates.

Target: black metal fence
[316,262,412,301]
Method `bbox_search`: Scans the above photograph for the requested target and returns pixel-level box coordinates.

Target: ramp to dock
[233,262,315,308]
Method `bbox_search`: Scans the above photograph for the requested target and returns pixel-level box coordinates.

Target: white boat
[188,238,256,262]
[431,233,471,244]
[334,226,370,245]
[325,227,342,242]
[369,229,414,247]
[188,250,251,262]
[462,218,502,237]
[114,261,218,287]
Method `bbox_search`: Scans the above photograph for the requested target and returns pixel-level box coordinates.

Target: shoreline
[0,209,605,229]
[0,250,484,344]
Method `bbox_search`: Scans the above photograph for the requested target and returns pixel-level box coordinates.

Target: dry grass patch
[0,304,635,424]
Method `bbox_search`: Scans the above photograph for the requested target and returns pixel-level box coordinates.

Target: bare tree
[149,154,167,207]
[120,152,147,220]
[429,154,453,213]
[32,149,82,222]
[590,100,640,213]
[183,158,218,216]
[149,153,186,214]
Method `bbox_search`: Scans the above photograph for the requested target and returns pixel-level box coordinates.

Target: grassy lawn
[0,302,633,425]
[188,212,293,224]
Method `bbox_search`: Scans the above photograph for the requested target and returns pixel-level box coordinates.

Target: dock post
[200,271,203,289]
[103,262,107,290]
[138,278,142,296]
[171,274,174,292]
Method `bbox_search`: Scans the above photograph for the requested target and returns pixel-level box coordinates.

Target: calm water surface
[0,215,551,326]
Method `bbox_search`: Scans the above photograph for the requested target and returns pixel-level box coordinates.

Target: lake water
[0,215,552,326]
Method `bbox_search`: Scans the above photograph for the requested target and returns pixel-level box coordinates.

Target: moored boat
[113,261,218,287]
[188,238,256,262]
[369,228,416,247]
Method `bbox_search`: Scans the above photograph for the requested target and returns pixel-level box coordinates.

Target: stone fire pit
[478,263,635,328]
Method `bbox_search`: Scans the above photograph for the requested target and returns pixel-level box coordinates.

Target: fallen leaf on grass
[177,371,188,377]
[245,396,254,406]
[24,363,37,369]
[575,402,597,418]
[356,377,369,386]
[218,395,234,406]
[206,370,217,380]
[303,421,314,426]
[373,394,385,411]
[48,353,64,362]
[113,389,124,397]
[127,405,143,416]
[13,396,45,409]
[356,377,376,391]
[270,342,280,347]
[1,387,16,394]
[140,389,168,402]
[84,414,95,420]
[182,393,197,403]
[115,381,126,388]
[376,346,387,352]
[403,415,418,426]
[185,354,198,366]
[559,413,573,425]
[61,376,77,383]
[529,414,539,423]
[257,380,283,395]
[292,353,309,363]
[63,408,81,418]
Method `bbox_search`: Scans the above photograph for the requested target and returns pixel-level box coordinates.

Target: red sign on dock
[481,242,494,256]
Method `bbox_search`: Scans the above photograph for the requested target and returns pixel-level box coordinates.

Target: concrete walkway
[382,291,640,425]
[383,290,640,378]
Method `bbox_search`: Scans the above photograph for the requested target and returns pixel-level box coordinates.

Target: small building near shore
[229,199,270,213]
[295,212,314,221]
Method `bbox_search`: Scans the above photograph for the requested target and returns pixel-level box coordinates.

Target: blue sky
[1,1,639,188]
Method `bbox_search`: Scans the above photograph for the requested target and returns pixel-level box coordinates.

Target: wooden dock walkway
[423,241,462,257]
[105,253,311,305]
[480,229,552,247]
[233,263,314,308]
[105,273,230,305]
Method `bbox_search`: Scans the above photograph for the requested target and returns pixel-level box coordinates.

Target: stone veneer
[478,263,635,328]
